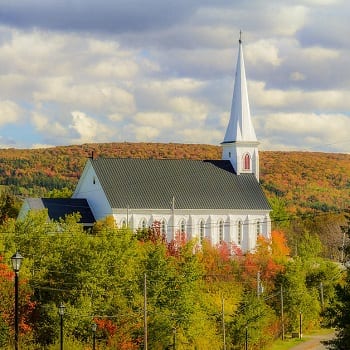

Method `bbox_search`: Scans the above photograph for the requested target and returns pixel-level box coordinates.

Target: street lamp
[58,303,65,350]
[11,251,24,350]
[92,323,97,350]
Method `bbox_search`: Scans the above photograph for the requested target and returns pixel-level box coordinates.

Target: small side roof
[23,198,95,224]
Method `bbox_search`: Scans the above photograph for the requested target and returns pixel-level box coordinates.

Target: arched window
[199,220,205,243]
[140,218,147,230]
[218,220,224,243]
[180,219,186,233]
[237,221,242,245]
[256,221,261,237]
[243,153,251,170]
[121,219,127,228]
[161,219,166,235]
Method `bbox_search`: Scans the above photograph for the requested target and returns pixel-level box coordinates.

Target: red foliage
[93,318,141,349]
[0,255,13,281]
[167,230,187,257]
[94,318,117,338]
[0,255,36,335]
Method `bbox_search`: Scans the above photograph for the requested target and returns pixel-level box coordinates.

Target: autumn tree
[0,255,36,347]
[240,230,290,294]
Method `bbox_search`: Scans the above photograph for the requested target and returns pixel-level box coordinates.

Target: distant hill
[0,143,349,213]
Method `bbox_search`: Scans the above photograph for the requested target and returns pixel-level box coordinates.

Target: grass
[270,337,305,350]
[270,328,335,350]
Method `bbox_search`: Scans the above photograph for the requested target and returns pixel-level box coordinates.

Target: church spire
[221,34,259,180]
[223,34,257,143]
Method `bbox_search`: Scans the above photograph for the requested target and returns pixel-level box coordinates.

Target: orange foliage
[271,230,290,263]
[199,240,238,282]
[241,231,290,291]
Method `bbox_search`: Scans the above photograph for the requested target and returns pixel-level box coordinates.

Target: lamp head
[58,302,65,316]
[11,252,24,272]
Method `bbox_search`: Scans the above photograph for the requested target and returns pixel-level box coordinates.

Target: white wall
[112,209,271,252]
[72,162,112,221]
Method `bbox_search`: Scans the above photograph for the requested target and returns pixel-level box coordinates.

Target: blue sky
[0,0,349,152]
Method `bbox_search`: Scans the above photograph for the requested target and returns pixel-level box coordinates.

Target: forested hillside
[0,143,349,213]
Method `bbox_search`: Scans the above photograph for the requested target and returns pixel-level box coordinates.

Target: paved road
[289,332,335,350]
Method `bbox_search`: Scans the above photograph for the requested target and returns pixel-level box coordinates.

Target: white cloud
[89,59,139,80]
[258,112,350,152]
[249,81,350,111]
[266,5,308,36]
[182,128,222,144]
[134,112,173,128]
[141,78,205,94]
[34,81,135,114]
[108,113,124,122]
[69,111,114,144]
[246,40,282,66]
[301,46,339,61]
[290,72,306,81]
[0,100,22,126]
[302,0,340,5]
[32,111,68,136]
[133,125,160,141]
[31,112,49,131]
[169,97,208,122]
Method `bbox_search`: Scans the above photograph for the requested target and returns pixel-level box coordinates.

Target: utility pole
[126,205,129,228]
[173,327,176,350]
[144,273,148,350]
[280,285,285,340]
[320,282,324,311]
[222,296,226,350]
[172,197,175,240]
[257,271,262,297]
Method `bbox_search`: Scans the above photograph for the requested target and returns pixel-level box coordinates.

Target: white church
[19,38,271,252]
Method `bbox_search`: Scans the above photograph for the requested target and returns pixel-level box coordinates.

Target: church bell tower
[221,34,260,181]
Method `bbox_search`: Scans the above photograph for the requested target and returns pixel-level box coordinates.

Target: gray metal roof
[91,158,271,211]
[26,198,95,224]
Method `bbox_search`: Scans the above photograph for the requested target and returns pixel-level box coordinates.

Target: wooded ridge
[0,142,349,213]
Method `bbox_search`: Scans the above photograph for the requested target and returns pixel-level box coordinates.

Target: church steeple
[222,34,260,180]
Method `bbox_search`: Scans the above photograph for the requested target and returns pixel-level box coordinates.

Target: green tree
[269,196,290,230]
[326,209,350,349]
[227,293,278,349]
[0,192,19,224]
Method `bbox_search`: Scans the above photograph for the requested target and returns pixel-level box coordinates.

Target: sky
[0,0,349,153]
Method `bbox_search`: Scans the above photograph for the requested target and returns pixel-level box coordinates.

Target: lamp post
[92,323,97,350]
[11,251,24,350]
[58,303,65,350]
